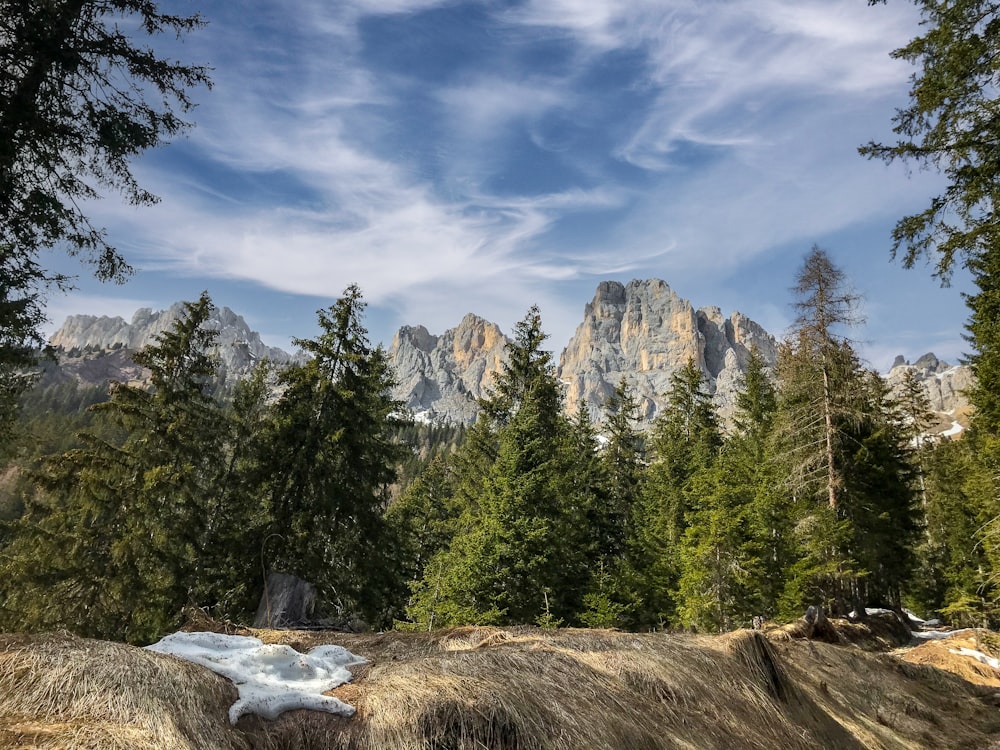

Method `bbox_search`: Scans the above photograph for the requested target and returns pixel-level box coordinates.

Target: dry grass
[0,632,247,750]
[3,620,1000,749]
[902,629,1000,688]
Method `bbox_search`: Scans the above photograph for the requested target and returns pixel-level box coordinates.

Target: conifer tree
[924,436,1000,624]
[840,369,920,610]
[192,359,276,617]
[386,455,461,593]
[0,293,230,641]
[644,358,721,546]
[784,246,863,511]
[405,306,592,627]
[676,349,780,631]
[777,249,920,616]
[602,378,645,551]
[896,368,935,507]
[734,349,788,620]
[261,284,407,626]
[630,358,720,627]
[675,463,757,632]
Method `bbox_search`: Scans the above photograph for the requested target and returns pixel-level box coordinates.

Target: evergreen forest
[4,0,1000,646]
[0,249,997,643]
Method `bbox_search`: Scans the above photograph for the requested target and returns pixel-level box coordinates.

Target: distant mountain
[557,280,777,424]
[389,314,507,424]
[389,279,778,426]
[45,287,976,434]
[885,352,974,437]
[48,303,298,389]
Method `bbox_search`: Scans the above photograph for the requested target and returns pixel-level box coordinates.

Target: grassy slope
[1,617,999,750]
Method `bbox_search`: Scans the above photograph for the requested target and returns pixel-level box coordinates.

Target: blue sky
[47,0,974,371]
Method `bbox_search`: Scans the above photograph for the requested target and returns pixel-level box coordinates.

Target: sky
[45,0,975,372]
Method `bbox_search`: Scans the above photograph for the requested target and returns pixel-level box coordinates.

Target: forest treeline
[0,249,996,643]
[3,0,1000,645]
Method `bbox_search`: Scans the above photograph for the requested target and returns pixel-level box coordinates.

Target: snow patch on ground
[145,631,366,724]
[848,607,897,618]
[950,647,1000,670]
[941,421,964,437]
[911,628,977,641]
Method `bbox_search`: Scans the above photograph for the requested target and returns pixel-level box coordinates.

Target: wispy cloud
[71,0,959,358]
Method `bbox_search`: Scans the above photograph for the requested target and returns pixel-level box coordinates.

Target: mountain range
[44,280,972,432]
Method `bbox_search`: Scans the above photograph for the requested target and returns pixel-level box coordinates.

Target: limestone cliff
[389,314,508,424]
[388,280,777,425]
[556,280,777,424]
[886,353,974,435]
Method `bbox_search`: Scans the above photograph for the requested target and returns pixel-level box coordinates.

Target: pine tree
[675,348,781,631]
[644,358,720,547]
[386,455,462,593]
[776,252,921,616]
[192,359,276,618]
[630,358,721,628]
[675,462,759,632]
[577,379,647,629]
[896,368,935,507]
[841,369,921,610]
[777,249,867,615]
[602,378,645,553]
[785,246,863,511]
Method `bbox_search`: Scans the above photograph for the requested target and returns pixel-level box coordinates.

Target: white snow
[144,631,366,724]
[911,627,977,641]
[941,421,964,437]
[949,647,1000,670]
[848,607,897,618]
[411,410,435,425]
[903,608,925,624]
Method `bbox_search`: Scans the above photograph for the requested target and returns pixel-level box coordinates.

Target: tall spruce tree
[602,378,645,550]
[675,348,782,631]
[0,293,230,641]
[261,285,407,626]
[405,306,593,627]
[841,369,920,610]
[630,358,721,628]
[777,249,865,615]
[686,347,785,628]
[777,249,920,616]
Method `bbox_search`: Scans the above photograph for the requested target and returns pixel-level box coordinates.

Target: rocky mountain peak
[557,279,777,424]
[388,279,779,426]
[48,303,297,388]
[389,312,508,424]
[886,353,973,418]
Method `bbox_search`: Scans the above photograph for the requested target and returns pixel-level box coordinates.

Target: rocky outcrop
[557,280,777,423]
[49,303,297,388]
[388,280,778,426]
[389,314,508,424]
[886,353,974,433]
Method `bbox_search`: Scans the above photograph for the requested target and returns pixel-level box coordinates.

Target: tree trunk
[253,572,317,628]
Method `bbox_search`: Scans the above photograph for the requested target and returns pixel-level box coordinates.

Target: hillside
[2,617,999,749]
